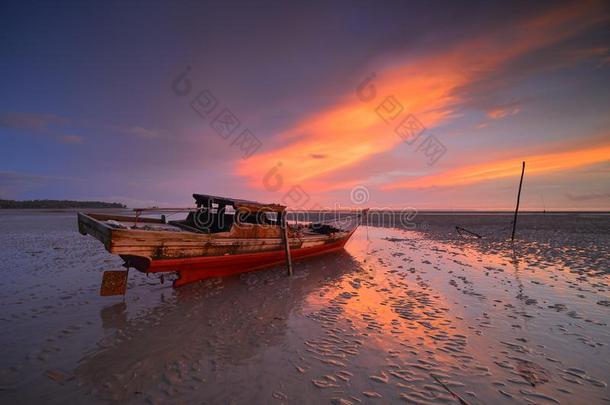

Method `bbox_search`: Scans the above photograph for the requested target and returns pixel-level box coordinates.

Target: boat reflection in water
[75,250,361,403]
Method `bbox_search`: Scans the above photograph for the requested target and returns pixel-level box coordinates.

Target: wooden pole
[511,161,525,241]
[281,212,293,276]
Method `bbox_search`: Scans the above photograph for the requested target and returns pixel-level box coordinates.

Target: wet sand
[0,210,609,404]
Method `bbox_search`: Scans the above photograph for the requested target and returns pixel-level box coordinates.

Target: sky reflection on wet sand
[0,211,608,404]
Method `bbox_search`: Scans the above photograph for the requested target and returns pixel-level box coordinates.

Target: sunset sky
[1,0,609,210]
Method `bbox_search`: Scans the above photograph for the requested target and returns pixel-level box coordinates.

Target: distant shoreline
[0,199,126,209]
[0,202,607,214]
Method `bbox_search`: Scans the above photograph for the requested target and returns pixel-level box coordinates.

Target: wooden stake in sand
[456,226,482,239]
[281,212,293,276]
[511,161,526,241]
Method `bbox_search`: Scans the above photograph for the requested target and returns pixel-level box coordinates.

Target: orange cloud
[236,1,608,192]
[487,105,521,120]
[239,71,460,186]
[383,143,610,189]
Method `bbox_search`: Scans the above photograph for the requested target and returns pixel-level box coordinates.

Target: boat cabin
[180,193,287,233]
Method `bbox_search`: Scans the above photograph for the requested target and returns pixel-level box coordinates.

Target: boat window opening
[186,193,288,231]
[182,204,234,233]
[236,209,279,226]
[266,212,278,222]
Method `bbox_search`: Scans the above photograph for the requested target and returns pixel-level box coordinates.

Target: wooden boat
[78,194,363,291]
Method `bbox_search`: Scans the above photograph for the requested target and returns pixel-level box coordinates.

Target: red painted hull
[123,231,354,287]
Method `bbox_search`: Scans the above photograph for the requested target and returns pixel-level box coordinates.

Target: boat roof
[193,193,286,212]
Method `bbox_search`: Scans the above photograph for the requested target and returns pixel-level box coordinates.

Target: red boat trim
[121,230,354,287]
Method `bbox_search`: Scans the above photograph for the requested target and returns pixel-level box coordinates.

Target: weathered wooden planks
[78,212,347,261]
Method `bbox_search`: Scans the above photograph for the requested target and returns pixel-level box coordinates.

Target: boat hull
[78,211,358,288]
[122,231,353,287]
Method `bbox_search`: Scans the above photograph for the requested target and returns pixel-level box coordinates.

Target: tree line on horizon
[0,199,126,209]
